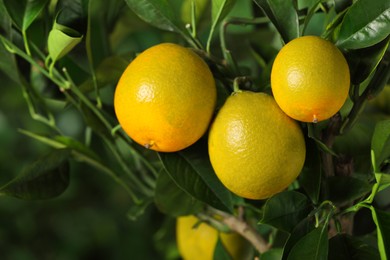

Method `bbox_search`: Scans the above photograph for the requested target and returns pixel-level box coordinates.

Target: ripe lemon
[176,215,252,260]
[271,35,350,123]
[208,91,306,200]
[114,43,216,152]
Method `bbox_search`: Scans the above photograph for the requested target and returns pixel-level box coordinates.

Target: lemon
[271,35,350,123]
[208,91,306,200]
[176,215,252,260]
[114,43,216,152]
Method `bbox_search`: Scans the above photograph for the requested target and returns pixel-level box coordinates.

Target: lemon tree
[0,0,389,259]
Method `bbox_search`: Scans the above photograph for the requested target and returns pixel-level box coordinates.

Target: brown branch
[204,208,270,254]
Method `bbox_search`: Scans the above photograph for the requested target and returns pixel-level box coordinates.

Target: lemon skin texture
[114,43,216,152]
[271,35,350,123]
[176,215,252,260]
[208,91,306,200]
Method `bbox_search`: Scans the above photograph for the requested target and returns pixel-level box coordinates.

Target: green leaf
[371,119,390,170]
[375,173,390,192]
[79,55,129,93]
[287,223,329,260]
[3,0,48,31]
[19,129,68,149]
[86,0,112,69]
[124,0,184,33]
[127,198,153,221]
[261,248,283,260]
[0,36,20,83]
[299,139,321,204]
[154,169,203,216]
[327,176,372,204]
[328,234,380,260]
[282,216,316,259]
[206,0,236,51]
[371,207,390,259]
[260,191,312,233]
[253,0,299,43]
[48,21,83,64]
[214,237,233,260]
[336,0,390,49]
[0,149,70,200]
[346,36,390,84]
[159,140,234,213]
[23,0,49,31]
[3,0,25,29]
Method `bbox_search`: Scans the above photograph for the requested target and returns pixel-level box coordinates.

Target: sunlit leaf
[47,22,83,63]
[336,0,390,49]
[371,207,390,259]
[371,119,390,170]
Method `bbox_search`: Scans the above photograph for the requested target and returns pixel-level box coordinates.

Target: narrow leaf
[159,141,234,213]
[371,119,390,170]
[336,0,390,49]
[287,223,329,260]
[371,207,390,259]
[0,149,70,200]
[253,0,299,43]
[207,0,236,49]
[260,191,312,233]
[154,169,203,216]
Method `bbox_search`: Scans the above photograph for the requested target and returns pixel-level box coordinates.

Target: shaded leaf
[299,139,321,204]
[0,149,70,200]
[328,234,380,260]
[260,191,312,233]
[127,198,153,221]
[327,176,372,204]
[253,0,299,43]
[371,207,390,259]
[124,0,183,33]
[371,119,390,170]
[261,248,283,260]
[214,237,233,260]
[287,223,328,260]
[346,36,390,84]
[154,169,203,216]
[0,36,20,83]
[282,216,316,260]
[336,0,390,49]
[159,140,234,213]
[23,0,49,31]
[3,0,25,29]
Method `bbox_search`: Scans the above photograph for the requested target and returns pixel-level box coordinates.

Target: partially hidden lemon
[208,91,306,200]
[271,35,350,123]
[176,215,252,260]
[114,43,216,152]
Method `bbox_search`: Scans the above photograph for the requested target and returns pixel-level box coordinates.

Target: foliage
[0,0,389,258]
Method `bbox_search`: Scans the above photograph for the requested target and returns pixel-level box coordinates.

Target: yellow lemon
[208,91,306,200]
[271,35,350,123]
[114,43,216,152]
[176,215,252,260]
